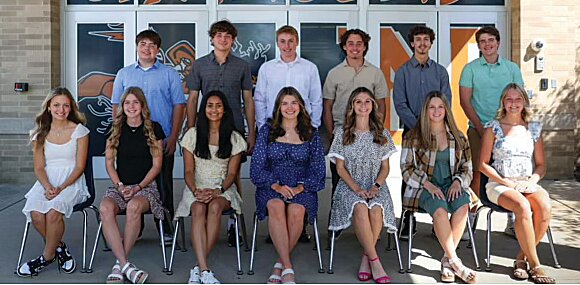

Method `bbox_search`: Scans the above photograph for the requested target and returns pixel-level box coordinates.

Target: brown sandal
[528,266,556,284]
[513,259,529,280]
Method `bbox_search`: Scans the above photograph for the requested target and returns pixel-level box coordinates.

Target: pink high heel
[358,254,371,281]
[368,257,391,284]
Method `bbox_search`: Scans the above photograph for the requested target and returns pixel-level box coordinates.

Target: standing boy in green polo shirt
[459,26,524,237]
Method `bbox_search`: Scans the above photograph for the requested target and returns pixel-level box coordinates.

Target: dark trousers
[155,153,174,234]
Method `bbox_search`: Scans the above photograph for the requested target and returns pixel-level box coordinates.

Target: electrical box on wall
[535,56,545,72]
[540,78,549,91]
[14,82,29,92]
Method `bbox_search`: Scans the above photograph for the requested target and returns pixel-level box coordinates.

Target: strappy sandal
[368,257,391,284]
[281,268,296,284]
[449,257,477,284]
[106,261,124,284]
[122,261,148,284]
[267,262,283,284]
[358,253,372,281]
[440,256,455,283]
[528,266,556,284]
[513,259,529,280]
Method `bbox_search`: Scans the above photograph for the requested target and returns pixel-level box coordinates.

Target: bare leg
[100,198,125,264]
[515,189,552,266]
[352,203,386,280]
[43,210,65,261]
[432,208,459,260]
[206,197,231,254]
[191,202,208,270]
[285,204,306,254]
[123,197,150,261]
[267,199,291,269]
[30,211,47,239]
[449,205,469,250]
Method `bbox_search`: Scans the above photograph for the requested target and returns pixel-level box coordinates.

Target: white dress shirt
[254,56,322,127]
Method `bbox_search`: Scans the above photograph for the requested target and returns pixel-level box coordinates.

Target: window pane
[141,0,206,4]
[230,23,277,84]
[68,0,134,4]
[219,0,285,5]
[442,0,504,5]
[300,23,346,85]
[369,0,434,5]
[291,0,357,5]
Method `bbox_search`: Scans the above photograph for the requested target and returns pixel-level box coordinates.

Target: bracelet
[373,182,381,188]
[136,184,143,191]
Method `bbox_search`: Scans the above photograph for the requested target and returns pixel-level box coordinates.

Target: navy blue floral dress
[250,124,326,223]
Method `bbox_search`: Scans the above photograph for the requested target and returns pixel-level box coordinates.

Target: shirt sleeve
[186,61,201,91]
[374,68,388,99]
[241,61,253,91]
[111,68,126,105]
[71,124,90,139]
[392,67,417,130]
[459,63,474,88]
[529,121,543,142]
[400,138,428,189]
[440,65,452,104]
[512,63,525,87]
[380,129,397,160]
[322,69,337,100]
[254,65,268,128]
[152,122,166,141]
[250,124,277,188]
[308,64,323,128]
[303,130,326,193]
[168,68,186,105]
[231,131,248,156]
[180,127,197,154]
[327,128,345,163]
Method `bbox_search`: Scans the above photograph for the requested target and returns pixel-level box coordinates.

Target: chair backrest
[73,154,95,212]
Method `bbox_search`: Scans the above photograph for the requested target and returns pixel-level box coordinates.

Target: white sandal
[267,262,283,284]
[106,261,124,284]
[448,257,477,284]
[122,261,148,284]
[281,268,296,284]
[440,256,455,283]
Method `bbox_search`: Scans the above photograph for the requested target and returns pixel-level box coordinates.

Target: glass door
[438,11,507,134]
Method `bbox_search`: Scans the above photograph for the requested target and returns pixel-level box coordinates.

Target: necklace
[129,126,139,132]
[51,126,64,137]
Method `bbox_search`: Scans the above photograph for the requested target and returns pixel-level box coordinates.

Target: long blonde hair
[407,91,466,151]
[342,87,387,146]
[496,83,532,123]
[31,87,86,148]
[107,87,161,158]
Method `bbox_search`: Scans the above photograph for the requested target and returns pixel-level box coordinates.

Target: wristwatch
[219,186,225,194]
[373,182,381,188]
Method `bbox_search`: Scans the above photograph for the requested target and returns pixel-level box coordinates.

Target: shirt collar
[479,56,505,66]
[209,51,231,65]
[276,56,301,65]
[341,58,369,68]
[410,56,432,68]
[135,60,162,70]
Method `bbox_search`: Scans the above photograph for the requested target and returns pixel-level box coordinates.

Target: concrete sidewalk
[1,178,579,284]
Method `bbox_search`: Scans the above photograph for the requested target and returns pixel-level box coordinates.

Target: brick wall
[511,0,579,179]
[0,0,60,184]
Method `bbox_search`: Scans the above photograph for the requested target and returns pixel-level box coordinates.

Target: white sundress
[22,124,91,222]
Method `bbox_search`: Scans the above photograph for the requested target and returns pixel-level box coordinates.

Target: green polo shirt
[459,56,524,127]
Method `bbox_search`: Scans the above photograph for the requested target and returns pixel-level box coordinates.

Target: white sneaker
[200,270,221,284]
[504,213,516,238]
[188,266,201,284]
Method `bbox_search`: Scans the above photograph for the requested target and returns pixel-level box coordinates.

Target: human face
[205,96,225,122]
[211,31,234,53]
[277,33,298,62]
[48,95,72,122]
[411,34,432,56]
[477,33,499,58]
[137,39,160,64]
[123,94,142,120]
[352,92,373,117]
[279,94,301,121]
[343,34,366,60]
[427,97,446,124]
[503,89,525,116]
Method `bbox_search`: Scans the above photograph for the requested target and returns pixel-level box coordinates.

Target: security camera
[530,39,545,52]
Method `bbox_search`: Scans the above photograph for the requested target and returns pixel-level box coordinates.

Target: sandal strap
[281,268,295,276]
[274,262,283,270]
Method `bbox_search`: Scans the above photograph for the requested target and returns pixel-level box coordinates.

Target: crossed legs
[30,209,65,261]
[352,203,386,280]
[190,197,231,271]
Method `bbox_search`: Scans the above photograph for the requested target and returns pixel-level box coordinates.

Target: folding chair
[247,212,325,275]
[399,207,481,273]
[167,208,248,275]
[15,155,99,274]
[86,174,172,273]
[473,174,561,271]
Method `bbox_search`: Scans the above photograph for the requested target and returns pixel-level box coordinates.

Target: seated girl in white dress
[17,87,90,277]
[175,90,246,284]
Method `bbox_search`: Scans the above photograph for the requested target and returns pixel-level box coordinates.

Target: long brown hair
[269,87,314,143]
[31,87,86,148]
[407,91,466,151]
[107,87,161,158]
[342,87,387,146]
[495,83,532,123]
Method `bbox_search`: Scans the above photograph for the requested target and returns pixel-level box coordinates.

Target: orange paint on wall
[450,28,478,134]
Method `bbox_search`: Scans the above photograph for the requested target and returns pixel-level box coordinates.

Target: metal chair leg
[546,226,561,268]
[15,222,30,274]
[247,212,258,275]
[81,209,88,273]
[327,230,336,274]
[167,218,180,275]
[406,213,414,273]
[88,221,102,271]
[466,213,481,271]
[313,218,324,273]
[235,215,243,275]
[485,210,493,271]
[159,220,168,273]
[391,228,405,274]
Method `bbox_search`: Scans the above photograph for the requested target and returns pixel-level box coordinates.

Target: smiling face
[137,38,160,65]
[48,95,72,122]
[411,33,432,56]
[205,95,225,122]
[279,94,301,121]
[122,93,143,120]
[277,32,298,62]
[343,34,367,61]
[211,31,234,53]
[352,92,374,117]
[477,33,499,58]
[427,97,446,124]
[502,88,526,116]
